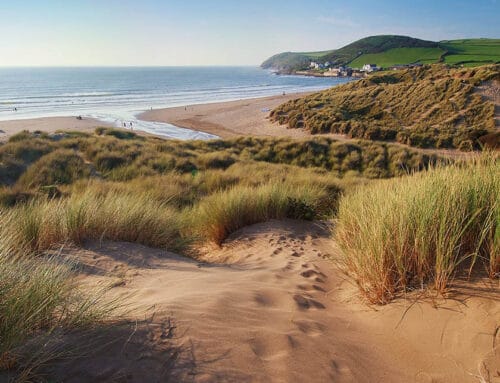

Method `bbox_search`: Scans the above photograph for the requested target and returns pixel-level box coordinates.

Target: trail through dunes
[41,220,499,383]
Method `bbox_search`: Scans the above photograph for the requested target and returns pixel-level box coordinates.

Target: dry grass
[271,64,499,150]
[190,182,330,245]
[335,153,499,304]
[0,188,184,255]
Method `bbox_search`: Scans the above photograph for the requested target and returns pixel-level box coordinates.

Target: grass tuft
[335,153,499,304]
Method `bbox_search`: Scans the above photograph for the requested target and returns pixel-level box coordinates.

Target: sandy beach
[139,93,316,138]
[0,116,113,141]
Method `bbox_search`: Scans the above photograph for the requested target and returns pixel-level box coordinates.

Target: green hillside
[261,35,500,71]
[321,35,438,66]
[440,39,500,66]
[349,47,446,68]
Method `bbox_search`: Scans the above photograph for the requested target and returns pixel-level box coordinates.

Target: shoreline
[0,92,320,141]
[138,92,316,138]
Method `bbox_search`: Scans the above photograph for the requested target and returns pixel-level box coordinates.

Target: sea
[0,66,352,139]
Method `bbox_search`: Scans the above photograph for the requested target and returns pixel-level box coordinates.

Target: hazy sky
[0,0,499,66]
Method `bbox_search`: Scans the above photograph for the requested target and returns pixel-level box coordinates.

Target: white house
[362,64,378,72]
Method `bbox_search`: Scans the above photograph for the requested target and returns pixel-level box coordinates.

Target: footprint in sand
[293,294,326,310]
[301,269,327,279]
[294,319,327,336]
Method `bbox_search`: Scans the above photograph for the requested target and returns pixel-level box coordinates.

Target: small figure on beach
[76,115,82,120]
[129,122,133,130]
[184,106,187,111]
[13,107,17,112]
[282,91,286,96]
[123,122,127,128]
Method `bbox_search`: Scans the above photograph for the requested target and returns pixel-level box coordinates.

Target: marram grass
[335,153,499,304]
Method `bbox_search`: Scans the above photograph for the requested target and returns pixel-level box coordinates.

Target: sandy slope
[44,220,499,383]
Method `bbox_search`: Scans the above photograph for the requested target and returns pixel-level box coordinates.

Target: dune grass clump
[17,149,89,188]
[0,188,185,255]
[335,154,499,304]
[0,218,115,374]
[0,255,100,361]
[191,182,329,245]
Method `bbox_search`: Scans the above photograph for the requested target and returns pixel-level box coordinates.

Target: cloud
[317,15,359,28]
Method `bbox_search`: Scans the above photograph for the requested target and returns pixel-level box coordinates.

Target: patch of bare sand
[42,220,499,382]
[0,116,113,141]
[476,80,500,128]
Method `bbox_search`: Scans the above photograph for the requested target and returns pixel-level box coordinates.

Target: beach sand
[0,116,113,141]
[139,93,318,138]
[42,220,499,383]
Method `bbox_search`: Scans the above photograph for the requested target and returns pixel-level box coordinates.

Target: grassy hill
[270,64,499,150]
[321,35,438,66]
[349,47,446,68]
[440,38,500,66]
[262,35,500,71]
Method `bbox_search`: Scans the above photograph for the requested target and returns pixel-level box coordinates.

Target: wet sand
[139,93,316,138]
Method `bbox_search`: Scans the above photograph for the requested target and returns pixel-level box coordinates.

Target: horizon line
[0,64,263,69]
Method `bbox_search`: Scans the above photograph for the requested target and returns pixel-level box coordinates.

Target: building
[362,63,378,72]
[310,61,322,69]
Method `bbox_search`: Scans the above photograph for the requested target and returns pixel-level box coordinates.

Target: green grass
[348,47,446,68]
[441,39,500,66]
[335,154,499,304]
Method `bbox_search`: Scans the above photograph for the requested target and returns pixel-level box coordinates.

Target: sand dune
[44,220,499,382]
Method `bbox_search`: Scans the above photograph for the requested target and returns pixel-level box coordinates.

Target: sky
[0,0,499,67]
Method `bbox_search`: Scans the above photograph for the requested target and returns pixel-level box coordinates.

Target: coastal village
[294,60,423,77]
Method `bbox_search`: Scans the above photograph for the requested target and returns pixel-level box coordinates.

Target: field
[441,39,500,66]
[271,64,499,150]
[348,47,446,68]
